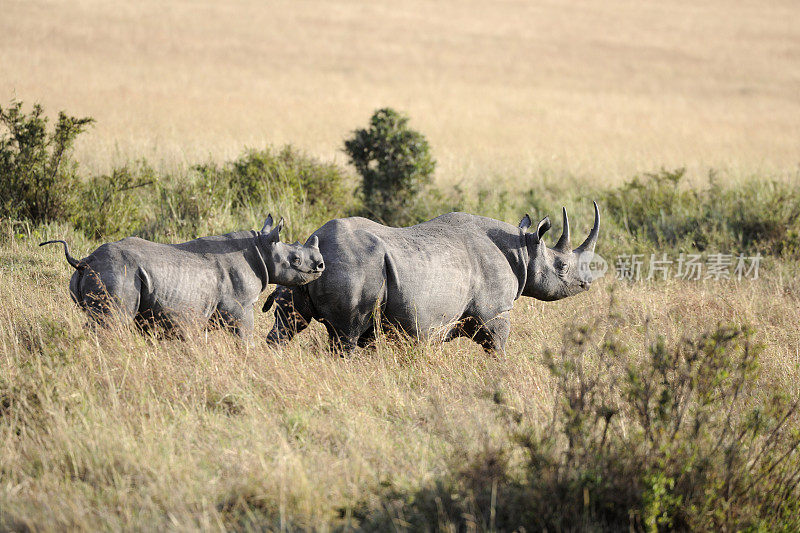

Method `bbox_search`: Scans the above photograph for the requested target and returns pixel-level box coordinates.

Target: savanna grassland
[2,0,800,531]
[3,0,800,184]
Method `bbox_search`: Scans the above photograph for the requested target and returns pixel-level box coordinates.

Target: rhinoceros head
[258,215,325,286]
[519,201,600,301]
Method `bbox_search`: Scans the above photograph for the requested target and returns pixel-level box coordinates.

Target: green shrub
[0,100,93,223]
[193,145,351,217]
[601,168,800,258]
[106,146,353,242]
[528,314,800,531]
[344,108,436,226]
[707,178,800,257]
[71,161,156,239]
[603,168,699,249]
[357,308,800,531]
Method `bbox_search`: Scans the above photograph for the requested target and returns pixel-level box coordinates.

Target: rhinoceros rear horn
[574,201,600,254]
[554,207,571,253]
[307,235,319,249]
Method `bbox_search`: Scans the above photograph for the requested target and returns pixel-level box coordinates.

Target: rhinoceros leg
[266,286,314,346]
[472,312,511,355]
[215,300,254,341]
[455,312,510,354]
[77,266,139,328]
[322,320,358,355]
[322,297,388,355]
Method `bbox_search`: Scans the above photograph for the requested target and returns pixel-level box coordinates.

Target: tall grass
[3,101,800,530]
[3,214,800,529]
[354,303,800,531]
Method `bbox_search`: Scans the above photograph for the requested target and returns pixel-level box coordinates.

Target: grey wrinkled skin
[41,215,324,340]
[265,203,599,354]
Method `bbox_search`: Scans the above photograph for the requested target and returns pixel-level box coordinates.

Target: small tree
[0,100,93,223]
[344,108,435,226]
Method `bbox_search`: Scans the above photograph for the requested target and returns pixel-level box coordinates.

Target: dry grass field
[2,0,800,185]
[3,0,800,530]
[2,227,799,530]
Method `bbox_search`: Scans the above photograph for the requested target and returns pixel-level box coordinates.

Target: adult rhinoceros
[264,203,599,353]
[41,215,324,339]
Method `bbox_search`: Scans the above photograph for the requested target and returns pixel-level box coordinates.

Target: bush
[193,145,351,217]
[602,168,800,258]
[344,108,435,226]
[71,162,156,239]
[0,100,93,223]
[526,313,800,531]
[357,307,800,531]
[1,102,352,241]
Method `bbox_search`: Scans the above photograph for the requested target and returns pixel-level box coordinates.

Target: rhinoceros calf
[41,215,324,339]
[264,204,599,353]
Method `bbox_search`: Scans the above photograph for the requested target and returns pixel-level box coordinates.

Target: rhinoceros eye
[292,256,302,266]
[555,259,571,279]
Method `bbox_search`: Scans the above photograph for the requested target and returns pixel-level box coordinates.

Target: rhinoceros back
[308,213,524,339]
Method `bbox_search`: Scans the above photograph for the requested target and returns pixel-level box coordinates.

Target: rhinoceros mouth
[294,266,323,275]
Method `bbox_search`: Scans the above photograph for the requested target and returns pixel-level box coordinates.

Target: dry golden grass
[3,1,800,528]
[2,227,799,529]
[3,0,800,186]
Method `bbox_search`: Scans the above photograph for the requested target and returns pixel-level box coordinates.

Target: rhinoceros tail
[39,240,86,270]
[263,287,280,312]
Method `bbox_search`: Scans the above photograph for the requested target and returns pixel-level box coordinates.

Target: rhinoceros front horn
[574,201,600,255]
[554,207,571,253]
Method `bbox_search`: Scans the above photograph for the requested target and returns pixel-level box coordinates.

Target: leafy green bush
[133,146,350,241]
[527,313,800,531]
[0,100,93,223]
[193,145,351,217]
[603,168,699,248]
[71,161,156,239]
[1,100,353,241]
[707,178,800,258]
[357,308,800,531]
[344,108,436,226]
[601,168,800,258]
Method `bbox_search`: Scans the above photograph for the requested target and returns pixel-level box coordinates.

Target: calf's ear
[261,214,274,233]
[518,214,532,231]
[264,217,285,243]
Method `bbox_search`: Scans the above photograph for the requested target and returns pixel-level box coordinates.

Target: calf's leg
[216,301,255,342]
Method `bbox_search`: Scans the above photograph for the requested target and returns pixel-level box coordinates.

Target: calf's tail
[40,240,86,270]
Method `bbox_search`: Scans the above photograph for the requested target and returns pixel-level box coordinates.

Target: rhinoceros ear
[518,214,532,231]
[264,217,285,243]
[261,214,274,233]
[307,235,319,249]
[532,216,551,244]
